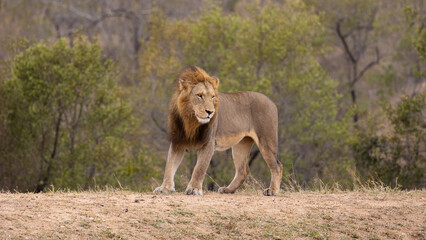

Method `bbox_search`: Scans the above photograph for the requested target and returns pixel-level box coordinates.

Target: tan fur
[154,66,282,196]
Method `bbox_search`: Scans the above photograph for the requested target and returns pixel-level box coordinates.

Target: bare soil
[0,190,425,239]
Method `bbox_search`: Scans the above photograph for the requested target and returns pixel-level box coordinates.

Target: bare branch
[42,0,151,41]
[366,7,378,30]
[41,0,97,21]
[352,46,382,86]
[150,110,167,134]
[336,19,357,63]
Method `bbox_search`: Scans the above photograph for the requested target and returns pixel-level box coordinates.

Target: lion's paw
[218,187,235,194]
[153,186,175,194]
[263,188,278,196]
[184,187,203,195]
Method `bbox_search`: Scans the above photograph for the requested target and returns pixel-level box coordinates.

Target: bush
[354,94,425,189]
[0,38,135,191]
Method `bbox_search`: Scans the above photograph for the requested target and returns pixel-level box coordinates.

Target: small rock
[124,209,128,213]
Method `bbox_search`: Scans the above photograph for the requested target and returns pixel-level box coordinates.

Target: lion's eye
[197,94,203,99]
[212,96,215,99]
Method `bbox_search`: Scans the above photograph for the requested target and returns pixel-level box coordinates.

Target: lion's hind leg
[218,137,254,194]
[258,138,283,196]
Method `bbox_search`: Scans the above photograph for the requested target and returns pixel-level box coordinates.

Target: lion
[154,66,283,196]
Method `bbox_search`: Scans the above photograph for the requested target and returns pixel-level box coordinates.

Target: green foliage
[415,29,426,62]
[0,38,136,191]
[387,94,425,134]
[354,94,425,189]
[403,6,426,62]
[389,4,426,91]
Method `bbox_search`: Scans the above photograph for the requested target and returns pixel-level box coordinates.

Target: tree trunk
[34,113,62,193]
[350,88,358,123]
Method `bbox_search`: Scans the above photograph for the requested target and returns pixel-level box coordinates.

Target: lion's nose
[206,110,214,116]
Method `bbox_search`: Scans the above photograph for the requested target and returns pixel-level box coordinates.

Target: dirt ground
[0,190,425,239]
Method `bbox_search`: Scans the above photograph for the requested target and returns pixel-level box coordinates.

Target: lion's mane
[168,66,219,150]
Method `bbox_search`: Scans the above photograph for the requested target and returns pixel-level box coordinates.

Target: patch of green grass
[321,214,333,221]
[340,229,360,239]
[129,221,139,228]
[197,232,216,240]
[368,235,381,240]
[102,229,126,239]
[248,219,261,229]
[172,208,195,217]
[224,218,237,232]
[303,231,329,240]
[152,218,165,228]
[209,218,223,233]
[80,220,90,229]
[176,219,190,224]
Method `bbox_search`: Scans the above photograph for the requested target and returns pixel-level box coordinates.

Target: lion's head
[168,66,220,148]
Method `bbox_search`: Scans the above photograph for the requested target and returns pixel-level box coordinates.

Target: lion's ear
[179,78,187,91]
[211,76,220,89]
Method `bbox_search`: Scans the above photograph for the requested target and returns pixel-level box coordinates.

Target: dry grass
[0,189,425,239]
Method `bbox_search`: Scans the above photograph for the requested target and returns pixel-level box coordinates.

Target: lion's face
[189,82,218,124]
[174,66,220,126]
[172,66,220,139]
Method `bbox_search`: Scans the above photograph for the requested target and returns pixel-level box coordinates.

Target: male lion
[154,66,283,196]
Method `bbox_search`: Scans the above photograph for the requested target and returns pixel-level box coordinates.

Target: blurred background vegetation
[0,0,424,192]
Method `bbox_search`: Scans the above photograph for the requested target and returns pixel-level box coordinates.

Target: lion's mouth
[196,116,211,124]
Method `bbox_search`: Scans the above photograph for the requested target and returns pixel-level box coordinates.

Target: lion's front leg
[185,141,215,195]
[154,144,185,194]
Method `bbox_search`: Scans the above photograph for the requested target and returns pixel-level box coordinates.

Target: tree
[0,38,133,192]
[304,0,384,125]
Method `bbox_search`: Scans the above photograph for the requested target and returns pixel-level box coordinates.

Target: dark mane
[167,65,219,150]
[168,108,215,149]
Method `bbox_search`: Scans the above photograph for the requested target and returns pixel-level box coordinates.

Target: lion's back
[216,91,278,139]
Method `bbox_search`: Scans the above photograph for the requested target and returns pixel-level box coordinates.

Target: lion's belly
[215,135,244,151]
[214,131,258,151]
